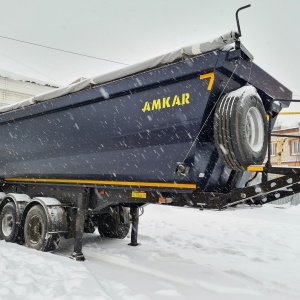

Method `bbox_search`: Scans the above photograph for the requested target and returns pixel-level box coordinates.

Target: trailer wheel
[24,205,59,251]
[0,202,18,242]
[97,214,130,239]
[214,86,267,170]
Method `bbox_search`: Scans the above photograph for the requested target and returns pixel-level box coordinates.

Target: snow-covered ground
[0,204,300,300]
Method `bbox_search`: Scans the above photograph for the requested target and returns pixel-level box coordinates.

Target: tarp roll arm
[235,4,251,38]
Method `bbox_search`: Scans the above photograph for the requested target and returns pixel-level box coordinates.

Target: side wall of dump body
[0,47,292,194]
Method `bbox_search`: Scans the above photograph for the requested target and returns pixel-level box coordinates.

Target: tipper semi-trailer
[0,7,297,260]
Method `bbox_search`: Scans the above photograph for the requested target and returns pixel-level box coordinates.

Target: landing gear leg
[70,193,86,261]
[129,206,139,246]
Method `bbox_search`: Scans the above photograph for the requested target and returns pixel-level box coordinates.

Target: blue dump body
[0,46,292,193]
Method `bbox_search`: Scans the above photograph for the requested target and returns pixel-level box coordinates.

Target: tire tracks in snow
[83,248,193,287]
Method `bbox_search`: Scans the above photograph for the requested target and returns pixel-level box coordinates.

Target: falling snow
[99,87,110,99]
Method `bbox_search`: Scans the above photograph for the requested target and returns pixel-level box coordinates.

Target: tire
[97,214,130,239]
[24,205,59,251]
[0,202,18,242]
[214,86,267,170]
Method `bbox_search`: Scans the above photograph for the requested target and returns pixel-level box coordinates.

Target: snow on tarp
[227,85,260,99]
[0,31,238,114]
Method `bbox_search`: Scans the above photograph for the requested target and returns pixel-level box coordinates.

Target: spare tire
[214,85,267,170]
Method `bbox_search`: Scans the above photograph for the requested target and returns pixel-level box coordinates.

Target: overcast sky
[0,0,300,118]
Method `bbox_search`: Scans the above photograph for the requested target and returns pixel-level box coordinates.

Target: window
[270,143,276,156]
[291,140,300,155]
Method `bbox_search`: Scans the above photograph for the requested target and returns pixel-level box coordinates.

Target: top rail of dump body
[0,31,241,114]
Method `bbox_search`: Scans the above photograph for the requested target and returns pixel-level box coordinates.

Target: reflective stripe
[247,165,264,172]
[4,177,196,189]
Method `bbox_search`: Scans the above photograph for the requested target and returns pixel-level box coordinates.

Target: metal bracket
[176,162,190,177]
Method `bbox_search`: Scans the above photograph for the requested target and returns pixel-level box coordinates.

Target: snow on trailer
[0,5,296,260]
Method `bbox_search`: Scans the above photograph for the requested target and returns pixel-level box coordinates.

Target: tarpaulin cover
[0,31,238,114]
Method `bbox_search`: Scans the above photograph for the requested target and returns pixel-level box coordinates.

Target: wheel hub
[2,213,14,237]
[245,107,264,152]
[28,216,42,244]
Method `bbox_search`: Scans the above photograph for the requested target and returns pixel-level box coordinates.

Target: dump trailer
[0,23,295,260]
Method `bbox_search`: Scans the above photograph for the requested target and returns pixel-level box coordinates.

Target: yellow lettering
[162,97,171,108]
[172,95,181,107]
[182,93,190,105]
[152,99,161,110]
[142,93,191,112]
[142,102,151,112]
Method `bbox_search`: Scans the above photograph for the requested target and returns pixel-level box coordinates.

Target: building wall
[266,127,300,166]
[262,126,300,206]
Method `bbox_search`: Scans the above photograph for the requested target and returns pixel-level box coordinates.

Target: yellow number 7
[200,72,215,91]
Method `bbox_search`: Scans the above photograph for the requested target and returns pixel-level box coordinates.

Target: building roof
[0,69,59,88]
